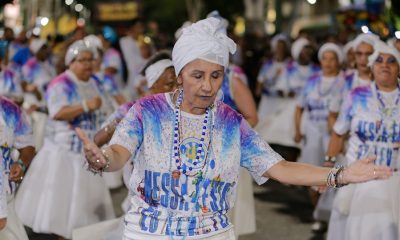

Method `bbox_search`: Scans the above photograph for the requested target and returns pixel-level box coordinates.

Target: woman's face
[355,42,374,73]
[151,67,177,94]
[321,51,340,76]
[373,53,399,87]
[178,59,224,112]
[69,51,94,81]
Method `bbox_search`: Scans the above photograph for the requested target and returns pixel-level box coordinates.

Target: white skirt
[344,175,400,240]
[257,95,281,120]
[15,139,115,238]
[297,120,329,166]
[256,98,300,148]
[0,195,28,240]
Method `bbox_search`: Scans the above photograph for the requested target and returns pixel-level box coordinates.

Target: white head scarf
[29,39,46,54]
[84,35,102,59]
[368,40,400,67]
[318,43,344,64]
[174,21,192,40]
[291,38,310,61]
[271,33,290,51]
[172,17,236,76]
[65,40,93,66]
[352,33,379,50]
[145,59,173,88]
[206,10,229,35]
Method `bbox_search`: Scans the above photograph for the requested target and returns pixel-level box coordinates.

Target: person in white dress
[294,43,345,231]
[21,38,57,149]
[15,40,115,239]
[0,96,35,240]
[326,41,400,240]
[256,37,319,161]
[256,34,291,120]
[76,17,391,240]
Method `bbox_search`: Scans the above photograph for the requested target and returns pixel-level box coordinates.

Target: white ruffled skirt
[15,139,115,238]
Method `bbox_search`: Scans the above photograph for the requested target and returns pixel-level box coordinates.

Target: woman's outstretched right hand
[76,127,107,172]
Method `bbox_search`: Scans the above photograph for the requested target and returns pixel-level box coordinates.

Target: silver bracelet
[82,100,89,112]
[101,147,111,171]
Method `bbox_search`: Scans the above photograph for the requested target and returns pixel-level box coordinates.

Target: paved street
[29,180,327,240]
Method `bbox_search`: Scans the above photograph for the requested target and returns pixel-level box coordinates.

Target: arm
[264,157,392,187]
[255,81,263,98]
[76,128,131,172]
[93,119,120,147]
[294,106,304,143]
[9,146,35,182]
[53,96,102,121]
[328,111,339,133]
[113,94,127,105]
[231,76,258,127]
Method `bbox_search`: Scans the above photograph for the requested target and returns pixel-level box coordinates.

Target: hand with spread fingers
[75,127,107,173]
[344,155,392,184]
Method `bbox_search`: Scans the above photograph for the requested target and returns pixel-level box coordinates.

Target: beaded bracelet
[101,147,111,171]
[326,165,347,188]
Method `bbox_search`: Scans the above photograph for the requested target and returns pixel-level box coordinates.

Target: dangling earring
[172,87,183,105]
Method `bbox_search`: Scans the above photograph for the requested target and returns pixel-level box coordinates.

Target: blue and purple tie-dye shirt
[21,57,56,93]
[0,96,33,201]
[0,68,23,99]
[334,83,400,168]
[110,93,282,239]
[45,71,103,153]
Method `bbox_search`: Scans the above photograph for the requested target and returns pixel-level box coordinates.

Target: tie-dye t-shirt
[0,68,23,99]
[334,83,400,169]
[275,60,320,96]
[102,48,123,88]
[329,71,371,113]
[0,97,33,217]
[257,59,288,96]
[45,70,103,153]
[110,93,282,239]
[297,72,345,128]
[22,57,56,93]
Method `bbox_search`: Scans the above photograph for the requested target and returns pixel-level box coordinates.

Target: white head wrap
[84,35,102,59]
[206,10,229,35]
[343,40,354,62]
[318,43,344,64]
[368,40,400,67]
[174,21,192,40]
[145,59,173,88]
[291,38,310,60]
[29,39,46,54]
[271,33,290,51]
[352,33,379,50]
[65,40,93,66]
[172,17,236,76]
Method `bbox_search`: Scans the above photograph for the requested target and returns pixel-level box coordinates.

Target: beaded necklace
[166,89,215,239]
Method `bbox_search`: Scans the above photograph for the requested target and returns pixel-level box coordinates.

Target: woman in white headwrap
[343,40,356,75]
[15,40,115,239]
[294,42,346,231]
[328,33,379,131]
[256,34,291,120]
[75,18,391,240]
[256,37,319,161]
[21,38,57,149]
[326,41,400,240]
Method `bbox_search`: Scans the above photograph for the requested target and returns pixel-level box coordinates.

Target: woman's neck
[322,71,339,78]
[357,69,371,81]
[377,83,398,92]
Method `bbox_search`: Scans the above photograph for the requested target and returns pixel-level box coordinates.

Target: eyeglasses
[75,58,94,64]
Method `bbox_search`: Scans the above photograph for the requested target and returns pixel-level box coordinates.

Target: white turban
[65,40,93,66]
[291,38,309,60]
[271,33,290,51]
[368,40,400,67]
[352,33,379,50]
[172,17,236,76]
[318,43,344,64]
[206,10,229,34]
[145,59,173,88]
[84,35,102,59]
[174,21,192,40]
[29,39,46,54]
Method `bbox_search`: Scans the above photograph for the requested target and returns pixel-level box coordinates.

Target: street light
[395,31,400,39]
[65,0,73,6]
[361,25,369,33]
[40,17,49,26]
[75,3,83,12]
[307,0,317,5]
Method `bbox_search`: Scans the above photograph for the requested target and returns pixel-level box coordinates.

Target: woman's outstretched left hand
[344,156,393,184]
